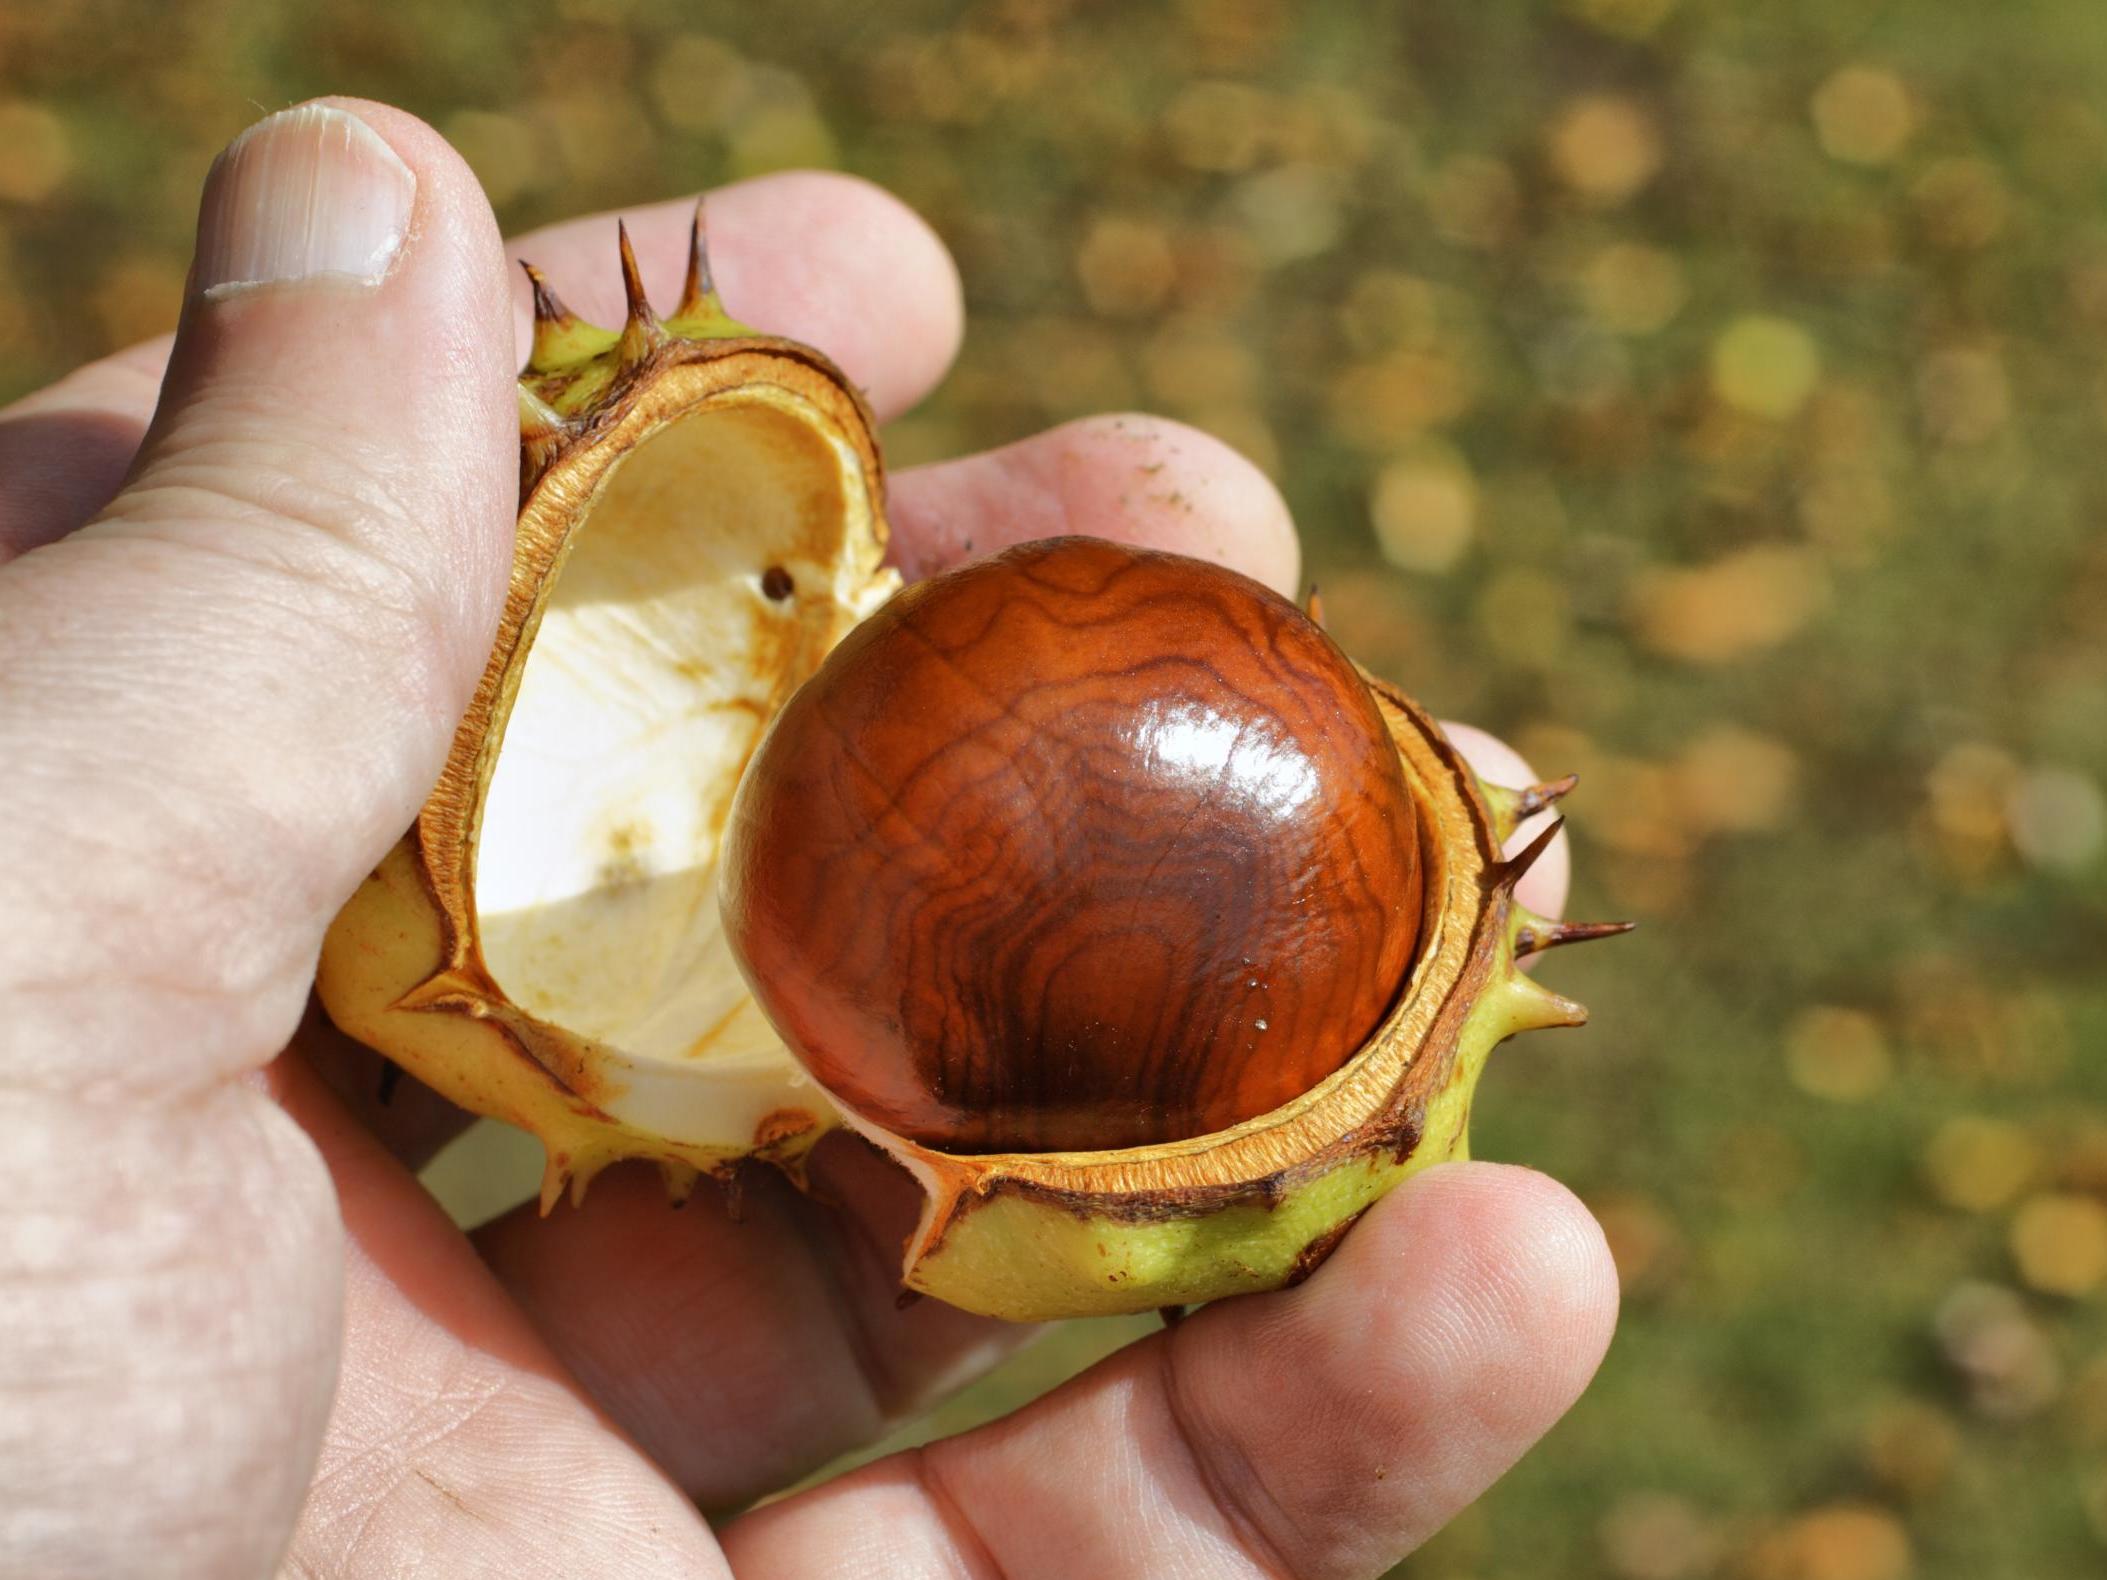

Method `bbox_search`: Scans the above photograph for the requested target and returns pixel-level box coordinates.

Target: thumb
[0,100,516,1094]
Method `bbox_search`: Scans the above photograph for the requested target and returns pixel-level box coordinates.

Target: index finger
[0,170,965,563]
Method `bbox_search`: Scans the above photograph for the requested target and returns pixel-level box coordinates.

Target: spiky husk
[319,209,893,1209]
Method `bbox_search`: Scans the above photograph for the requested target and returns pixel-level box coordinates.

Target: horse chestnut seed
[721,536,1424,1154]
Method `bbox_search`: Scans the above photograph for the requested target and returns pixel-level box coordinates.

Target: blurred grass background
[6,0,2107,1575]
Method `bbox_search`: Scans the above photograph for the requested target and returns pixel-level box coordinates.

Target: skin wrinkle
[804,1174,931,1427]
[139,342,487,525]
[308,1363,516,1570]
[283,1071,734,1579]
[0,523,456,802]
[0,683,335,965]
[91,477,472,712]
[0,1084,341,1579]
[0,866,317,1098]
[1154,1333,1300,1580]
[910,1447,1010,1580]
[2,553,449,825]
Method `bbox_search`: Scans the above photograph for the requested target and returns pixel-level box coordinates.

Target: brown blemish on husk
[1283,1211,1362,1287]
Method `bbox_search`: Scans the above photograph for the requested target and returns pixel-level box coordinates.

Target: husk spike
[1486,773,1581,841]
[677,199,720,319]
[657,1159,702,1207]
[614,221,667,368]
[521,260,592,374]
[1513,910,1637,959]
[1502,969,1590,1033]
[1496,816,1564,891]
[538,1156,570,1216]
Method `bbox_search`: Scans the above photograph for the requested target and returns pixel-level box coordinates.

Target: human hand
[0,100,1617,1578]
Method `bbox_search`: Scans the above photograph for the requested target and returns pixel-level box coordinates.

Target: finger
[502,170,961,423]
[0,334,170,566]
[475,1135,1034,1511]
[724,1162,1618,1580]
[264,1054,731,1579]
[1447,721,1572,920]
[888,412,1301,596]
[0,99,515,1580]
[0,96,515,1096]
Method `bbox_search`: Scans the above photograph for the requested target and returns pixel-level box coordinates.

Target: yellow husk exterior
[320,234,894,1207]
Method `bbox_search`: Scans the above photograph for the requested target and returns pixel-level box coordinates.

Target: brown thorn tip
[1514,773,1580,820]
[1498,816,1564,890]
[520,259,569,324]
[1515,917,1637,957]
[616,221,655,323]
[680,197,716,314]
[1303,585,1325,627]
[895,1288,925,1312]
[1158,1304,1189,1328]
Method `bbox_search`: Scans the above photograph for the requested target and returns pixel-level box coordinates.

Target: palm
[0,126,1613,1580]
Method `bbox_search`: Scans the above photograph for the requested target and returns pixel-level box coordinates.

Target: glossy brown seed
[720,536,1424,1153]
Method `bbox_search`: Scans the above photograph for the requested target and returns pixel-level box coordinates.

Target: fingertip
[1079,413,1300,597]
[733,169,962,375]
[890,412,1301,594]
[715,169,961,416]
[1297,1161,1616,1463]
[1150,1161,1616,1577]
[1343,1162,1621,1391]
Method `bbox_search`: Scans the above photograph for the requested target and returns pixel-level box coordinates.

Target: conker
[721,536,1424,1153]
